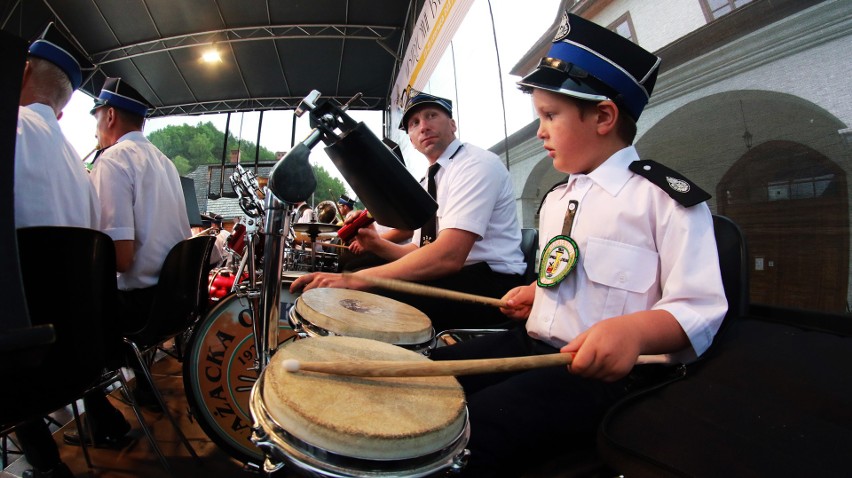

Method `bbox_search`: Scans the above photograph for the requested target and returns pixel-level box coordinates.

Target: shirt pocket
[584,237,659,318]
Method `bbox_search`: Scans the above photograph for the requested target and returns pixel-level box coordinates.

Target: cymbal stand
[256,90,362,371]
[229,164,276,372]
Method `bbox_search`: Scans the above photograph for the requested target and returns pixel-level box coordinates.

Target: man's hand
[350,226,381,255]
[289,271,369,292]
[500,284,536,320]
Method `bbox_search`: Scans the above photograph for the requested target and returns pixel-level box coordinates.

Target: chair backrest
[1,227,117,424]
[128,235,215,347]
[710,214,749,348]
[520,227,539,284]
[1,31,29,332]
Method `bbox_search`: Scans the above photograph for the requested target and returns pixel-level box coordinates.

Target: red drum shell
[208,268,248,305]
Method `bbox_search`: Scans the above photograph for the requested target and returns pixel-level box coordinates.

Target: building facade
[497,0,852,312]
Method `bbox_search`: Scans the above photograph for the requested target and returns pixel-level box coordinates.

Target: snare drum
[289,288,435,352]
[250,336,469,477]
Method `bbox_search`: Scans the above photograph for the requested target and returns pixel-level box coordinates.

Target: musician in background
[12,23,98,478]
[292,92,526,331]
[193,212,228,266]
[88,77,191,333]
[336,194,356,224]
[61,78,191,450]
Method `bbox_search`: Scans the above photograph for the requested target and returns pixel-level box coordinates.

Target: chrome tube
[255,191,293,369]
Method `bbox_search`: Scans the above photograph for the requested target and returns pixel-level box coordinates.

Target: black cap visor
[518,64,611,103]
[89,98,107,115]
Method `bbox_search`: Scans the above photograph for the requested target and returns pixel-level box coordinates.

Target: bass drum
[183,291,296,465]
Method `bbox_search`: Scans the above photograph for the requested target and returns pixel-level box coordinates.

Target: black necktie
[420,162,441,246]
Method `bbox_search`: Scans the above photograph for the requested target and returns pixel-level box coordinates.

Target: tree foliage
[147,121,350,201]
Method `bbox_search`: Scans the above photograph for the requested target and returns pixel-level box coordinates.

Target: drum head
[295,288,432,345]
[260,336,466,461]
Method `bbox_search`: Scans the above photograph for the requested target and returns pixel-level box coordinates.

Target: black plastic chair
[1,227,168,470]
[434,229,537,346]
[122,235,215,462]
[707,214,750,349]
[597,214,752,476]
[520,227,539,285]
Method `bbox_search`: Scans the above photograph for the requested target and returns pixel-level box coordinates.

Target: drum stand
[228,163,294,373]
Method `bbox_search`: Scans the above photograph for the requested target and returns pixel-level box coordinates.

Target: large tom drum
[183,291,296,464]
[250,336,469,477]
[289,288,435,352]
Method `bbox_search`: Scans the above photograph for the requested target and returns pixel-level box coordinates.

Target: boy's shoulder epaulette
[537,176,570,215]
[628,160,711,207]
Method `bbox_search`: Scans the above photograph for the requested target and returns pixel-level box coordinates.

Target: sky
[58,0,561,193]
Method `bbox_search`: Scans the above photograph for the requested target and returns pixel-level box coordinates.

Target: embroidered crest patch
[666,176,691,193]
[538,235,579,288]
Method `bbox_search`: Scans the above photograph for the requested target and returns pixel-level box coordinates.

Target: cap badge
[666,176,691,193]
[553,11,571,42]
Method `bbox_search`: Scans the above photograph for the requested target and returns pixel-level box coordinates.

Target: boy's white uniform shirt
[526,146,727,363]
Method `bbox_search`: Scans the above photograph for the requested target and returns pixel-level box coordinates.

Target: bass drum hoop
[182,292,294,465]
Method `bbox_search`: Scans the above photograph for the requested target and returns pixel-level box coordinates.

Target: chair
[1,227,168,471]
[708,214,750,349]
[434,228,538,346]
[520,227,539,285]
[597,214,753,476]
[121,235,215,462]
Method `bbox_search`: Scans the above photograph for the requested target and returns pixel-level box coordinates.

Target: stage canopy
[1,0,426,117]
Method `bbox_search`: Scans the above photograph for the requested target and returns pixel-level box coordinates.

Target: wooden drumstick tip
[283,359,301,372]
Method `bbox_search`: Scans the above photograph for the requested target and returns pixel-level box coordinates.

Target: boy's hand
[561,316,641,382]
[499,284,536,320]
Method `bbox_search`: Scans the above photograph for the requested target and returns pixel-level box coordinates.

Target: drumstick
[282,353,572,377]
[344,273,507,308]
[306,241,349,250]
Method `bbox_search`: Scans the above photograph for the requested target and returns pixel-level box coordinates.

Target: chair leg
[69,400,94,469]
[111,370,173,472]
[125,339,200,462]
[1,432,20,468]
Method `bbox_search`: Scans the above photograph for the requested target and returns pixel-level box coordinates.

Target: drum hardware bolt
[262,456,284,474]
[449,449,470,474]
[241,460,262,474]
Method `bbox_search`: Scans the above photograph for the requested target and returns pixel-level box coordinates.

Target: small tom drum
[289,288,435,353]
[250,336,469,477]
[207,267,248,305]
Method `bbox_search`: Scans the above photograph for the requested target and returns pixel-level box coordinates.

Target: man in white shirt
[291,92,526,331]
[12,23,99,478]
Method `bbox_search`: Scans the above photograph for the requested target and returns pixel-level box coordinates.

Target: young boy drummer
[430,12,728,477]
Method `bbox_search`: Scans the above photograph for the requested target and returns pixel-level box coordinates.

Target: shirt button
[618,272,627,283]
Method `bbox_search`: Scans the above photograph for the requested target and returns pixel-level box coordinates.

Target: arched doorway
[718,140,849,311]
